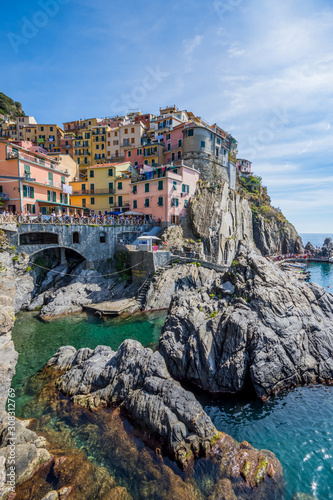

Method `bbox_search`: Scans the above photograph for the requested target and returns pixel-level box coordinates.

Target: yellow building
[73,129,92,168]
[70,161,132,214]
[35,124,64,152]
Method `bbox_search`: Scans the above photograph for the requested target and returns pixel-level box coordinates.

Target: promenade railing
[0,214,154,228]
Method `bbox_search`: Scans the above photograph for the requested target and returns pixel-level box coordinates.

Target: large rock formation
[189,180,254,265]
[160,247,333,399]
[45,340,284,498]
[253,214,303,256]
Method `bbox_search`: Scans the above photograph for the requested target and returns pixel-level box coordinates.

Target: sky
[1,0,333,233]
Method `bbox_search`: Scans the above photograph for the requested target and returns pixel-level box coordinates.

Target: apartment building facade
[0,140,76,214]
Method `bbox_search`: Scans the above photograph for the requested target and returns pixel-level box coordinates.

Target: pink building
[236,159,252,175]
[0,140,79,215]
[130,161,199,225]
[163,123,184,164]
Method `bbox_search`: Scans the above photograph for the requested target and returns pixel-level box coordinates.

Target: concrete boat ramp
[83,297,140,317]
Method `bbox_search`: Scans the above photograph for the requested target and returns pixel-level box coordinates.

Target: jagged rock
[253,215,303,256]
[305,242,315,253]
[160,247,333,399]
[47,340,216,465]
[189,181,254,265]
[46,340,284,497]
[145,264,218,311]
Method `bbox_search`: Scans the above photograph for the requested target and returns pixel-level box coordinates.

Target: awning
[124,210,143,215]
[138,236,161,241]
[36,199,83,209]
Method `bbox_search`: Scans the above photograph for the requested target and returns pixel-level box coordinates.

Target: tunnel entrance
[20,232,59,245]
[31,247,85,269]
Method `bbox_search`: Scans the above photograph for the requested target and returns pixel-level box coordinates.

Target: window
[167,143,171,151]
[137,148,142,155]
[108,169,113,177]
[131,137,135,144]
[128,150,132,157]
[201,141,205,148]
[144,198,150,207]
[50,126,53,131]
[24,164,31,178]
[100,231,106,243]
[158,180,163,190]
[81,184,86,192]
[171,153,175,161]
[89,121,91,126]
[118,196,123,207]
[115,131,118,137]
[216,147,219,157]
[171,197,179,207]
[90,197,95,205]
[40,126,44,131]
[166,133,171,140]
[26,204,36,214]
[96,144,99,149]
[177,151,181,160]
[144,160,148,165]
[184,199,189,208]
[217,138,221,145]
[124,128,128,134]
[118,182,123,190]
[158,196,163,206]
[85,133,90,139]
[132,185,137,194]
[89,170,94,178]
[188,129,194,136]
[182,184,190,194]
[178,139,182,147]
[61,176,65,184]
[109,196,113,204]
[133,200,137,209]
[72,232,80,244]
[90,183,95,193]
[47,190,56,202]
[108,182,113,193]
[82,199,86,208]
[145,183,149,193]
[173,181,177,190]
[131,127,134,133]
[23,185,34,198]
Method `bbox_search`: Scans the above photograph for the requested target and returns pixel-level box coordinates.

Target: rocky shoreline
[1,218,333,498]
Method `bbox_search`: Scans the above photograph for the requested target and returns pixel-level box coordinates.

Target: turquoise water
[10,262,333,499]
[11,311,166,416]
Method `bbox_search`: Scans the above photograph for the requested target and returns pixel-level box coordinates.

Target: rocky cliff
[0,238,51,499]
[160,247,333,399]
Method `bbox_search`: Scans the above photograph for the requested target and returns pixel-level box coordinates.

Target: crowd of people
[0,209,157,226]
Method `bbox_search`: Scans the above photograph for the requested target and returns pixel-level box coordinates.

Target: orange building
[0,140,79,215]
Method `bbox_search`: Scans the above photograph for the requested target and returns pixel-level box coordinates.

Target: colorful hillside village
[0,106,252,225]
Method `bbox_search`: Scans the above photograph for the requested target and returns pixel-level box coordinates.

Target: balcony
[72,188,114,195]
[0,193,9,200]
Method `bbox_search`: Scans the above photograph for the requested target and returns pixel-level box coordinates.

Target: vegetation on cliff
[0,92,25,118]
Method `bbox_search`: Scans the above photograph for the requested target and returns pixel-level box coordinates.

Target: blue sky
[1,0,333,232]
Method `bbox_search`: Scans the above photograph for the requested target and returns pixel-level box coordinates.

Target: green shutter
[118,182,122,190]
[145,183,149,192]
[23,185,27,197]
[61,176,65,184]
[47,190,50,201]
[65,194,68,204]
[158,180,163,190]
[24,164,30,175]
[60,193,63,203]
[31,204,36,214]
[30,186,34,199]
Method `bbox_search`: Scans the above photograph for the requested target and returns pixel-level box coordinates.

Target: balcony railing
[72,188,114,195]
[0,193,9,200]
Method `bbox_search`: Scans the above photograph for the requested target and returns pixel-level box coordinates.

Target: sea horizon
[300,233,333,248]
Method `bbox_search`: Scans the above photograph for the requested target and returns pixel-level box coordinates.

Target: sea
[300,233,333,248]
